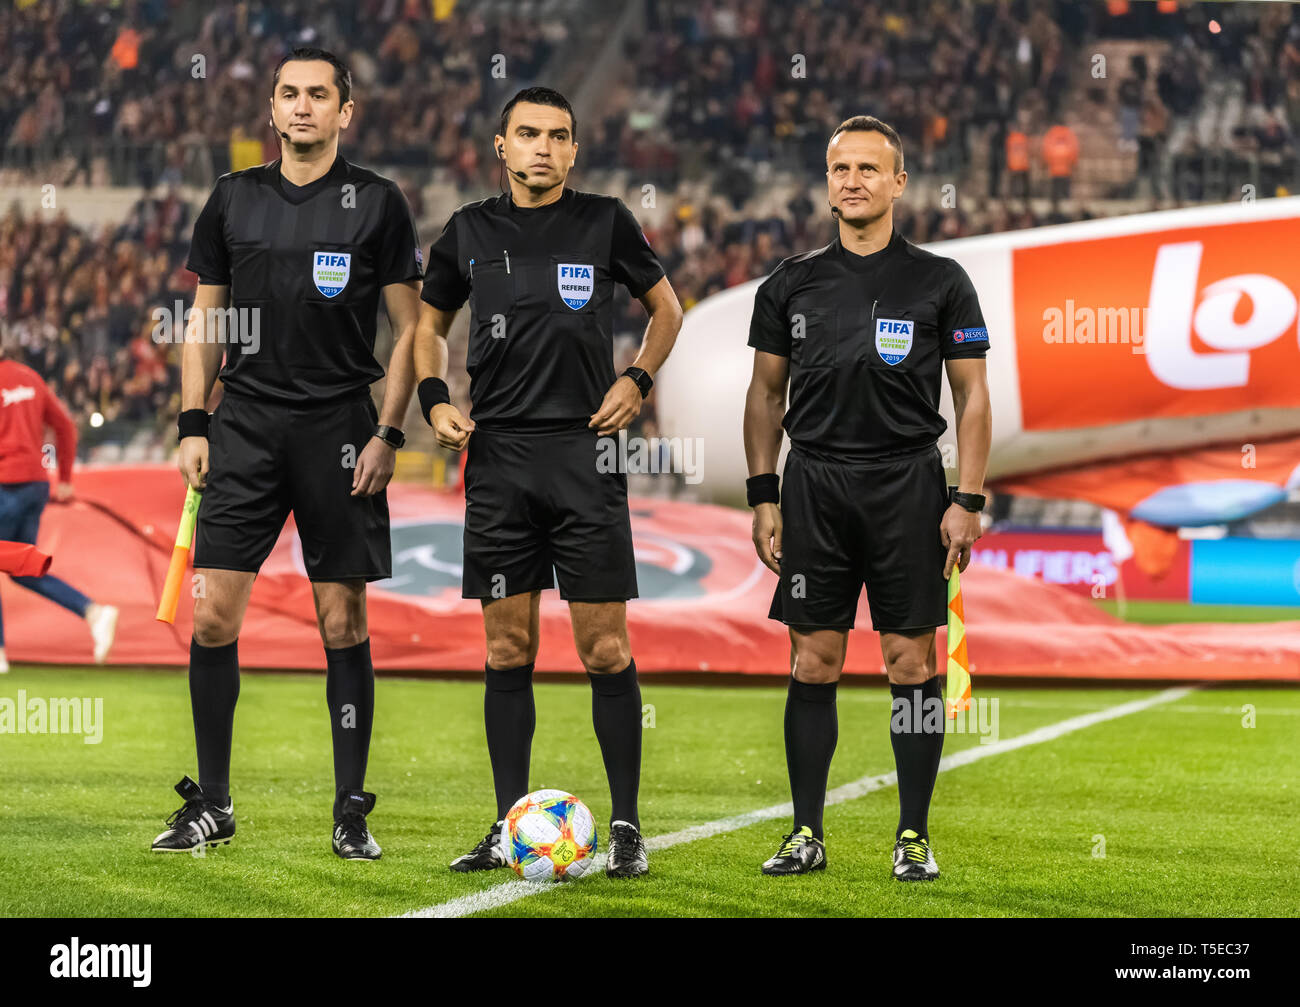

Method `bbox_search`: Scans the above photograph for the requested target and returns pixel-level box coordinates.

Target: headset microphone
[498,145,529,182]
[269,116,290,141]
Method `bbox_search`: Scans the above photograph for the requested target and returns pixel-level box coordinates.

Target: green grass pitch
[1,662,1296,918]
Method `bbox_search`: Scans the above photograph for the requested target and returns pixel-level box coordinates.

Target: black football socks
[784,676,838,838]
[325,638,376,819]
[188,637,240,807]
[589,659,642,830]
[889,677,945,840]
[485,661,536,819]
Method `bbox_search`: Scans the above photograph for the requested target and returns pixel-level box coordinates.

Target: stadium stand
[1,0,1295,473]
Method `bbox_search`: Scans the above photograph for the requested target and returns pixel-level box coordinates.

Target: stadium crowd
[1,0,568,188]
[2,0,1296,458]
[1,189,1102,447]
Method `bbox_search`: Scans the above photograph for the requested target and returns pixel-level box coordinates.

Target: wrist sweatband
[417,377,451,425]
[746,473,780,507]
[177,409,210,442]
[950,488,987,513]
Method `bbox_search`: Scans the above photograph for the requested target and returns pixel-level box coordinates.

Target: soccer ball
[502,789,598,881]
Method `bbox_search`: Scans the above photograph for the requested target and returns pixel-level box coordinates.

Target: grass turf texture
[1091,599,1300,624]
[1,665,1296,918]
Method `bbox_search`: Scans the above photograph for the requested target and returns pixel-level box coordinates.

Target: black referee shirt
[420,189,664,429]
[186,155,423,404]
[748,230,989,463]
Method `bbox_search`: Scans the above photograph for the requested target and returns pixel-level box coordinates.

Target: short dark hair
[272,47,352,108]
[829,115,904,173]
[499,87,577,140]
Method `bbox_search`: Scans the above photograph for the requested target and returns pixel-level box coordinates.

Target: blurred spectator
[1006,125,1031,200]
[1042,120,1080,203]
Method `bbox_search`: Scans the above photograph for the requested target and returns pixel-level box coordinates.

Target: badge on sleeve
[557,263,594,310]
[875,317,914,365]
[312,251,352,298]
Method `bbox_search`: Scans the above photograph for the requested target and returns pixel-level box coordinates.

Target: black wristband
[417,377,451,425]
[746,473,780,507]
[621,366,653,399]
[177,409,209,442]
[950,487,987,513]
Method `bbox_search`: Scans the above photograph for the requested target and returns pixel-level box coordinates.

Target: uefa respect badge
[875,317,914,365]
[312,251,352,298]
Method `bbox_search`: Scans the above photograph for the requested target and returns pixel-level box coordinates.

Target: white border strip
[400,685,1196,918]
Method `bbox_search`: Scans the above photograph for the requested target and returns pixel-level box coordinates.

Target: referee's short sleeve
[376,183,424,286]
[186,179,230,285]
[609,199,665,299]
[939,260,990,359]
[420,211,468,310]
[747,267,791,357]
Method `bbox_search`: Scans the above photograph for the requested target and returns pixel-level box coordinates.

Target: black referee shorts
[769,445,949,633]
[194,391,391,582]
[462,424,637,602]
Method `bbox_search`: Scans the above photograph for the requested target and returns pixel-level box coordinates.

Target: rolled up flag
[156,485,201,624]
[945,565,972,718]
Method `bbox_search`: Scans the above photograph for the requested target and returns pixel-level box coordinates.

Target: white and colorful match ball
[502,789,598,882]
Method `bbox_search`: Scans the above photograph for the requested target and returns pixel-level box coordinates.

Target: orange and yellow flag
[945,566,972,718]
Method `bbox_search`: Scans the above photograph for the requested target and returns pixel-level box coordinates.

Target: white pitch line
[400,685,1198,918]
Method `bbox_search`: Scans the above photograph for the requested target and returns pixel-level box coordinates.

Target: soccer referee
[151,49,424,860]
[414,87,682,878]
[744,117,992,880]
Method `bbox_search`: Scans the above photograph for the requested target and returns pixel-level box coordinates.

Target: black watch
[950,488,986,513]
[375,425,405,449]
[622,366,653,399]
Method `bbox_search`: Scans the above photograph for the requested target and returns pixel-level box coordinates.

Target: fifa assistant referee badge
[621,366,653,399]
[375,425,406,449]
[176,408,210,442]
[950,489,987,513]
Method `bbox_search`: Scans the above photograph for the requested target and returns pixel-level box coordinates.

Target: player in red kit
[0,341,118,672]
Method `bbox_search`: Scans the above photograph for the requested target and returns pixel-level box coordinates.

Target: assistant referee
[414,87,682,878]
[744,116,992,880]
[151,48,424,861]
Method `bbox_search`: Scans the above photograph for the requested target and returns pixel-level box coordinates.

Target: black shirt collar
[273,154,348,204]
[835,228,899,269]
[503,186,572,215]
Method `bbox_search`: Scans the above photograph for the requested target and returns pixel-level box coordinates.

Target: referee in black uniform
[744,117,992,880]
[151,49,424,860]
[414,88,682,878]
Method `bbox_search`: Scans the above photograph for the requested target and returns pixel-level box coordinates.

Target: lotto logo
[1013,216,1300,430]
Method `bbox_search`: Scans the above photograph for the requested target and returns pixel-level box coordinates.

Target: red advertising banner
[972,529,1189,601]
[1013,217,1300,431]
[3,467,1297,680]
